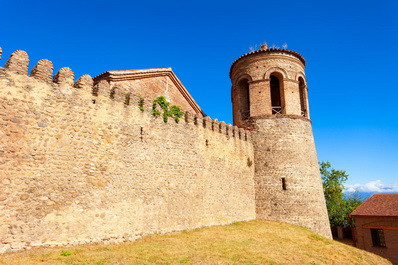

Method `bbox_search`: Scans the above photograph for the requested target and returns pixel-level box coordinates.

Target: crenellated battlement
[30,59,53,83]
[0,47,255,253]
[0,48,250,142]
[5,50,30,75]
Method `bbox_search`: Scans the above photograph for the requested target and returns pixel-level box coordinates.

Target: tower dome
[230,46,332,238]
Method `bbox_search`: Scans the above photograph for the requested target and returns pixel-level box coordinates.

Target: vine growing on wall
[138,96,145,111]
[124,93,130,105]
[152,96,184,123]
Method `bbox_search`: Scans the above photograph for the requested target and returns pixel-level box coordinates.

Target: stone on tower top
[260,43,268,50]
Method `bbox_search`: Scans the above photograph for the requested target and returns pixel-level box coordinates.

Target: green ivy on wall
[138,96,145,111]
[152,96,184,123]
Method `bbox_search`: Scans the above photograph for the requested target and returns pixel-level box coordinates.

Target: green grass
[0,220,391,264]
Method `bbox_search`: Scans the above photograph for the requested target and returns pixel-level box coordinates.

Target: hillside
[0,220,391,265]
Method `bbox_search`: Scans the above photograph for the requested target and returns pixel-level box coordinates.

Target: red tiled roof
[349,193,398,217]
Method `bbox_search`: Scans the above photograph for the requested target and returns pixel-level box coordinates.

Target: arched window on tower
[270,74,283,114]
[238,79,250,120]
[299,77,307,117]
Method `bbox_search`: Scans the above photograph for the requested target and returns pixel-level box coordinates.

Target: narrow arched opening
[238,79,250,120]
[299,77,307,117]
[270,74,283,114]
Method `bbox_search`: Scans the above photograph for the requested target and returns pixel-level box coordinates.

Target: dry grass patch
[0,220,391,265]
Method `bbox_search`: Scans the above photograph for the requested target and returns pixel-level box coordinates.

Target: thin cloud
[344,180,398,193]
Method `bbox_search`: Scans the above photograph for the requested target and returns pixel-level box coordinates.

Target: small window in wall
[371,229,386,247]
[281,178,287,190]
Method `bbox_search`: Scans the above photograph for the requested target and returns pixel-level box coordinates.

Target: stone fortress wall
[0,49,255,252]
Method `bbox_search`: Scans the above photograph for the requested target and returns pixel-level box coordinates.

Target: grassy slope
[0,220,391,265]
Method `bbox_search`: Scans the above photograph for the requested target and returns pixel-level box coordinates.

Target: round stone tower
[230,44,332,238]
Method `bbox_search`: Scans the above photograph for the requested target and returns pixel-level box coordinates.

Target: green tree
[320,162,362,227]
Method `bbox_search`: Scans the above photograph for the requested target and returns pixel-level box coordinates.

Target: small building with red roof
[349,193,398,264]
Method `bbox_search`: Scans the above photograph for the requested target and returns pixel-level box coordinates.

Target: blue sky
[1,0,397,191]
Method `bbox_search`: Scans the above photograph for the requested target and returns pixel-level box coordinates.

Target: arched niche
[238,78,250,120]
[270,72,285,114]
[233,73,252,87]
[263,67,288,80]
[298,77,308,117]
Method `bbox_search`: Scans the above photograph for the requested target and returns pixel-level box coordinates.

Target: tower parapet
[231,46,332,238]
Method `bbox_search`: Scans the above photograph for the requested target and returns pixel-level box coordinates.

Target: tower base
[251,116,332,239]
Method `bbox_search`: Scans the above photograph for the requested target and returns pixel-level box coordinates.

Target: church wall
[106,75,198,114]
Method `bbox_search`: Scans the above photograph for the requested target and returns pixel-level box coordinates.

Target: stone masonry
[0,49,254,252]
[0,44,331,253]
[230,44,332,238]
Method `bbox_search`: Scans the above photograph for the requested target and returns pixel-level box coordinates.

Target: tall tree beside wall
[320,162,363,227]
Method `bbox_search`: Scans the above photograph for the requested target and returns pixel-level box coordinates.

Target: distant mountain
[344,192,373,200]
[344,191,398,201]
